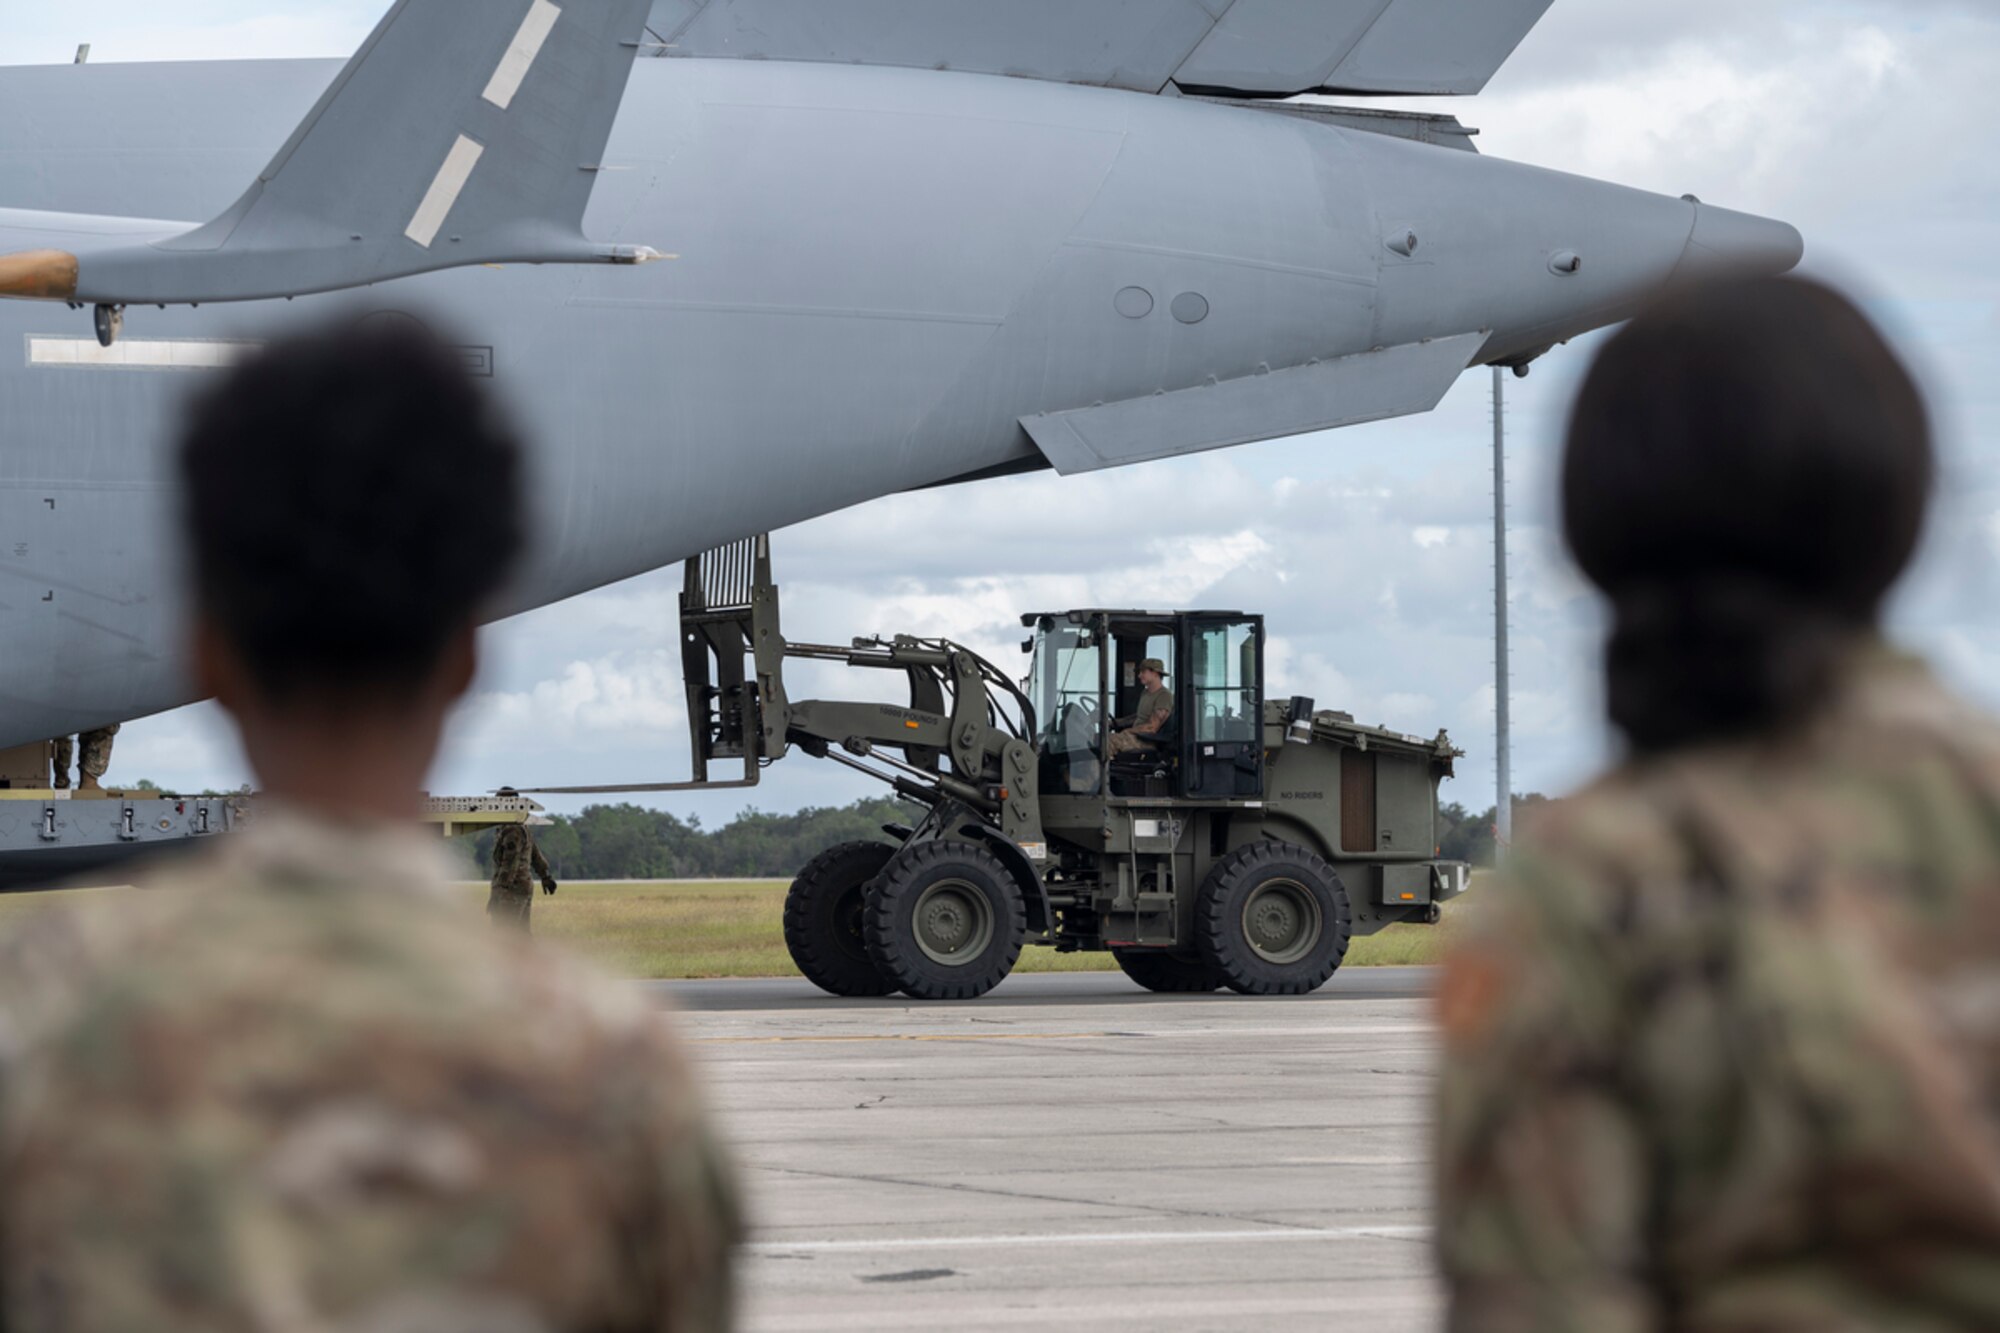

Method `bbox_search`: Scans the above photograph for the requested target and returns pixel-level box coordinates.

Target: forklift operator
[1108,658,1172,757]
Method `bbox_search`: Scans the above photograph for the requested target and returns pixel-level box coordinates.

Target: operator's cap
[1140,658,1168,676]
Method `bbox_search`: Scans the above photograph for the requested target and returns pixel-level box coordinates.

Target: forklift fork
[518,534,788,795]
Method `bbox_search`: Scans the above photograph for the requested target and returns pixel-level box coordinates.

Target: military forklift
[531,536,1468,1000]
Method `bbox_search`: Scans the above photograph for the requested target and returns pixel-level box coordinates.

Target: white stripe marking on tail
[406,135,486,249]
[483,0,562,111]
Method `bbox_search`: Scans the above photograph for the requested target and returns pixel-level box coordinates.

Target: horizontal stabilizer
[4,0,658,308]
[1178,0,1555,97]
[647,0,1554,98]
[1020,332,1491,476]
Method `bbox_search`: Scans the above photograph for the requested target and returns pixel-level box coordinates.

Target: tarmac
[652,967,1443,1332]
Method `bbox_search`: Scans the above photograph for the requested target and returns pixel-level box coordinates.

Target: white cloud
[1379,692,1441,729]
[10,4,373,65]
[96,702,251,795]
[463,651,689,746]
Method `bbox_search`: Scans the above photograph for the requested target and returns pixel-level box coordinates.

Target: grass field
[0,880,1462,979]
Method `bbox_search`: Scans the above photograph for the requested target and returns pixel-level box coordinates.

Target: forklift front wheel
[864,841,1026,1000]
[784,840,900,997]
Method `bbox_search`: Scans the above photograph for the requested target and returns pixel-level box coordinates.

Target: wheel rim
[912,878,995,966]
[835,886,870,963]
[1242,879,1322,966]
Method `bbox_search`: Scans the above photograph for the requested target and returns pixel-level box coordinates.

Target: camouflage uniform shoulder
[1838,646,2000,821]
[1497,646,2000,929]
[1510,769,1687,889]
[1437,649,2000,1330]
[1437,772,1672,1061]
[1462,767,1703,990]
[0,809,741,1332]
[0,881,199,1066]
[1438,649,1974,1058]
[1846,641,2000,738]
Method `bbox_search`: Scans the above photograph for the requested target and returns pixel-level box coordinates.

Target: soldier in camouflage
[1108,657,1172,757]
[0,320,740,1330]
[0,807,737,1332]
[48,725,121,791]
[489,820,558,930]
[76,722,118,791]
[1435,278,2000,1329]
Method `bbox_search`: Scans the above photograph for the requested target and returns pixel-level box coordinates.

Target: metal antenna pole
[1492,367,1513,859]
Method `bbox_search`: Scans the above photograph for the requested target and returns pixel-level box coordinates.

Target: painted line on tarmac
[694,1032,1111,1045]
[753,1293,1433,1330]
[695,1022,1433,1045]
[746,1223,1430,1254]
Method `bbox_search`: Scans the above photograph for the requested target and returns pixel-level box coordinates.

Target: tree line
[470,797,921,880]
[1438,794,1552,867]
[466,791,1551,881]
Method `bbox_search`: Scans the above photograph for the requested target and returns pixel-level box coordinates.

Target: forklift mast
[680,534,788,784]
[527,535,1041,847]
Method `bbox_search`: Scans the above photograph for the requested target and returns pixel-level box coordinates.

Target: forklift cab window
[1190,621,1259,743]
[1030,622,1103,795]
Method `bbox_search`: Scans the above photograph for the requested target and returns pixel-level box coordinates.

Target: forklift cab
[1025,610,1265,801]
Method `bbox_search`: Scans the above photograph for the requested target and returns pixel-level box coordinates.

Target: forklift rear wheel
[1112,949,1226,993]
[864,841,1026,1000]
[784,840,900,997]
[1195,841,1351,996]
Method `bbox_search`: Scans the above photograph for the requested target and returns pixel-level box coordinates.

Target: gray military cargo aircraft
[0,0,1802,751]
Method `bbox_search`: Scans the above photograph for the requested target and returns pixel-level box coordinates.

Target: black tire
[1112,949,1226,993]
[783,840,899,997]
[1195,841,1351,996]
[863,841,1026,1000]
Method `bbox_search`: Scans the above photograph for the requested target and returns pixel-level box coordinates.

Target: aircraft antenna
[1491,367,1513,860]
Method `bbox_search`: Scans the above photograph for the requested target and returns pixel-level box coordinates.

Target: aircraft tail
[1,0,660,311]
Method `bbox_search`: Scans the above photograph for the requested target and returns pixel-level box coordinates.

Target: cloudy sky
[8,2,1997,826]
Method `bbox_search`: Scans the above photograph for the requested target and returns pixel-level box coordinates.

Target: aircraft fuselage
[0,56,1798,745]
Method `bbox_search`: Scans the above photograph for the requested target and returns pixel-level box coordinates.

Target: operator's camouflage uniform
[489,821,555,930]
[1437,645,2000,1331]
[0,805,740,1332]
[77,722,118,788]
[48,735,71,789]
[1108,685,1173,758]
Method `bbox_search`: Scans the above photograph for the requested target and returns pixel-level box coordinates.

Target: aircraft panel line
[566,296,1006,326]
[0,480,159,495]
[1059,234,1375,286]
[695,98,1136,143]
